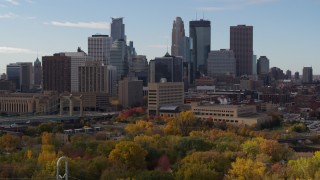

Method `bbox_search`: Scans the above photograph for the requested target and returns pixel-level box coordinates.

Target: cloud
[196,6,240,11]
[4,0,19,5]
[148,45,167,49]
[0,12,16,19]
[44,21,110,29]
[0,47,34,54]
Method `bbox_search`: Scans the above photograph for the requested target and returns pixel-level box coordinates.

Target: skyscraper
[42,54,71,93]
[257,56,269,75]
[230,25,253,76]
[34,57,42,87]
[302,67,313,83]
[207,49,236,78]
[189,19,211,77]
[88,34,112,65]
[7,62,33,92]
[109,39,128,81]
[149,53,183,83]
[171,17,185,57]
[111,17,125,41]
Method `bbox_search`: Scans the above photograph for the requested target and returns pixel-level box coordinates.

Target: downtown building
[189,19,211,77]
[34,57,42,88]
[230,25,253,76]
[109,39,128,81]
[7,62,33,92]
[118,77,143,108]
[111,17,126,42]
[149,53,183,83]
[88,34,112,65]
[148,80,184,116]
[42,51,93,93]
[207,49,236,78]
[302,67,313,83]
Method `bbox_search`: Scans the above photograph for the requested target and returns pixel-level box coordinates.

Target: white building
[207,49,236,77]
[88,34,112,65]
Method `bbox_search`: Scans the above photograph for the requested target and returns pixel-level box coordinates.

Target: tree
[164,111,199,136]
[226,158,266,180]
[125,120,157,136]
[241,138,264,159]
[0,134,21,153]
[176,151,235,180]
[109,141,148,170]
[38,132,56,164]
[135,170,174,180]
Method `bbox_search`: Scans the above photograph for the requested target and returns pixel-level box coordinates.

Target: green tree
[0,134,21,153]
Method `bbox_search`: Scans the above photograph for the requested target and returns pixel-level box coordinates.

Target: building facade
[88,34,112,65]
[171,17,185,57]
[302,67,313,83]
[118,77,143,108]
[78,61,108,93]
[42,54,71,93]
[111,17,125,41]
[7,62,33,92]
[257,56,269,75]
[149,53,183,83]
[189,19,211,77]
[34,57,42,87]
[230,25,253,76]
[0,91,59,114]
[109,39,128,81]
[207,49,236,77]
[148,81,184,116]
[191,102,271,126]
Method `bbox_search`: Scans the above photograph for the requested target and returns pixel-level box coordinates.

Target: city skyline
[0,0,319,74]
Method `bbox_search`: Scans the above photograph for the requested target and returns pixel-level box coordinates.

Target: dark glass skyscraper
[230,25,253,76]
[149,53,183,83]
[189,19,211,77]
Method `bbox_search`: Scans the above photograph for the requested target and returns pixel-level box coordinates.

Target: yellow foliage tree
[38,132,56,164]
[109,141,147,170]
[226,158,266,180]
[164,111,198,136]
[125,120,156,136]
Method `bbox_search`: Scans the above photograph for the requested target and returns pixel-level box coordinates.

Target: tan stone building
[0,91,59,114]
[118,77,143,108]
[191,102,271,126]
[148,81,184,116]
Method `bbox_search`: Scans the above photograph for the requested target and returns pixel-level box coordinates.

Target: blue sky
[0,0,319,74]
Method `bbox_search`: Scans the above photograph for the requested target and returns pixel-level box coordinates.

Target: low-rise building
[191,102,271,126]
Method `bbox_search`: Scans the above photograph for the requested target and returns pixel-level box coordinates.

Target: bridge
[0,112,119,125]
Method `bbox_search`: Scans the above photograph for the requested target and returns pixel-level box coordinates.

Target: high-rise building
[107,65,117,96]
[109,39,128,81]
[42,54,71,93]
[207,49,236,78]
[149,53,183,83]
[111,17,125,41]
[118,77,143,108]
[230,25,253,76]
[78,61,108,93]
[171,17,185,57]
[270,67,285,81]
[63,52,93,92]
[88,34,112,65]
[252,55,257,75]
[286,70,292,79]
[7,62,33,92]
[34,57,42,87]
[302,67,313,83]
[257,56,269,75]
[295,71,300,80]
[148,81,184,116]
[189,19,211,76]
[129,55,148,86]
[0,73,7,80]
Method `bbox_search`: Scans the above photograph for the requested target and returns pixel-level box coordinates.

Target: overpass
[0,112,119,125]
